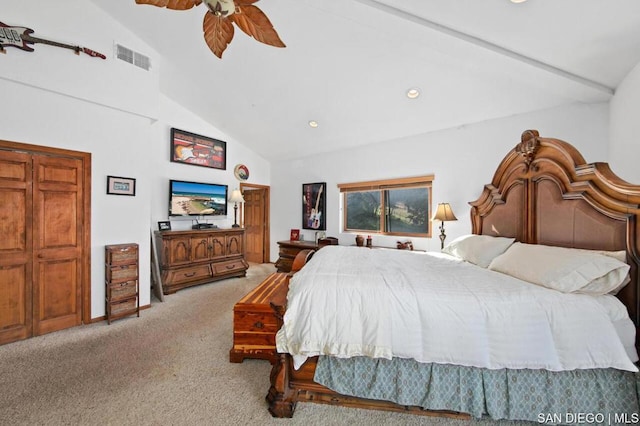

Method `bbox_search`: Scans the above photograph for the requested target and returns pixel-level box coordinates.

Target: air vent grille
[115,44,151,71]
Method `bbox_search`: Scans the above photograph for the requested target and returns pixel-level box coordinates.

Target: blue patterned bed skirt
[314,356,640,424]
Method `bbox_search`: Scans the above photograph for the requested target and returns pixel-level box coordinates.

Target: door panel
[0,151,32,344]
[32,156,83,336]
[244,188,266,263]
[35,259,79,334]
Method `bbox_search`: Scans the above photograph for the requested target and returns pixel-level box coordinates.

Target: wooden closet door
[244,188,267,263]
[0,151,33,345]
[32,155,83,336]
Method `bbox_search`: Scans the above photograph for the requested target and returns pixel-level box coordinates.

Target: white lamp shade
[228,189,244,203]
[432,203,457,222]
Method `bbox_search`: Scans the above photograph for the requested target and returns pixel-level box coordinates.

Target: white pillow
[487,242,630,295]
[575,250,630,295]
[442,234,516,268]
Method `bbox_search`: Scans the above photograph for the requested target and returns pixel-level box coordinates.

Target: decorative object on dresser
[396,240,414,250]
[229,272,290,363]
[157,221,171,231]
[228,188,244,228]
[289,229,300,241]
[155,228,248,294]
[318,237,339,247]
[105,244,140,324]
[275,240,318,273]
[431,202,457,249]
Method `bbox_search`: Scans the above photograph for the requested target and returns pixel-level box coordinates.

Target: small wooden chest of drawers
[105,243,140,324]
[229,272,290,363]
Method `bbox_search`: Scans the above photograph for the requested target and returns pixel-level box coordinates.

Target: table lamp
[228,188,245,228]
[432,203,457,249]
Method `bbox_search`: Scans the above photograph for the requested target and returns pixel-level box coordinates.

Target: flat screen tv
[169,179,228,216]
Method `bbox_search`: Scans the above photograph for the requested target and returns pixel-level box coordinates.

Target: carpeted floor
[0,263,531,426]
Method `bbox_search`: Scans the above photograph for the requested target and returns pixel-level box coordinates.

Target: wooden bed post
[266,353,297,417]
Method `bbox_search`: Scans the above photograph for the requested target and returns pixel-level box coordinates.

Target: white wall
[610,62,640,183]
[1,1,270,319]
[270,103,609,256]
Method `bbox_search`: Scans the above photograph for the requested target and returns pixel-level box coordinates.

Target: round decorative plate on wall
[234,164,249,181]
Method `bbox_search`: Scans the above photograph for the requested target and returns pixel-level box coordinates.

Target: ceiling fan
[134,0,285,58]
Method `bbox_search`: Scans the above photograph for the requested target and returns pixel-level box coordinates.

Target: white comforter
[276,246,639,372]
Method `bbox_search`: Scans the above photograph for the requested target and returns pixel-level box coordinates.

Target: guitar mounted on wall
[0,21,106,59]
[309,185,323,230]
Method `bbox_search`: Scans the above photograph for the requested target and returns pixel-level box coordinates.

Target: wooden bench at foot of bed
[229,272,290,364]
[229,251,315,364]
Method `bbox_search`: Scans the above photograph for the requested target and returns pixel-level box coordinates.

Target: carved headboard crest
[514,129,540,171]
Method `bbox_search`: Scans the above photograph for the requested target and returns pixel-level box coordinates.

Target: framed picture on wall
[302,182,326,230]
[106,175,136,196]
[170,128,226,170]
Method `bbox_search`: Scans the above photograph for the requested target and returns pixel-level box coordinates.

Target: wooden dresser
[155,228,249,294]
[275,240,318,272]
[105,243,140,324]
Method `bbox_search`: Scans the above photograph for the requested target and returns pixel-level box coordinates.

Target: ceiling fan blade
[230,4,285,48]
[135,0,202,10]
[203,11,235,58]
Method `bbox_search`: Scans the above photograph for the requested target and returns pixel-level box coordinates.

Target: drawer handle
[254,321,264,329]
[184,272,197,277]
[119,282,129,287]
[225,264,235,270]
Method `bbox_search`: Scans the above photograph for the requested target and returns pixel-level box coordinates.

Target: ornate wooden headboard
[470,130,640,349]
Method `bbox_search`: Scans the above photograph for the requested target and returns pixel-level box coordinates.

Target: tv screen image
[169,180,228,216]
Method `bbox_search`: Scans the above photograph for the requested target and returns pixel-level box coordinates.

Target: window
[338,175,433,237]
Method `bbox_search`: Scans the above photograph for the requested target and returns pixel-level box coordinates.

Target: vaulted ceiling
[90,0,640,161]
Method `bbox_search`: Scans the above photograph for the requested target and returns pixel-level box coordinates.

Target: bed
[267,130,640,422]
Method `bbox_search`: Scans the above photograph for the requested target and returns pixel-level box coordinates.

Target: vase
[355,235,364,246]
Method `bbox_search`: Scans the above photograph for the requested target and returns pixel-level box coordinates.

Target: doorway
[240,183,270,264]
[0,140,91,345]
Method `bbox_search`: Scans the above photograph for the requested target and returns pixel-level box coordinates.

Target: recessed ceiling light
[406,88,420,99]
[308,120,318,128]
[510,0,527,3]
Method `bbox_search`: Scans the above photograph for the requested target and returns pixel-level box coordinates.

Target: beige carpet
[0,263,530,426]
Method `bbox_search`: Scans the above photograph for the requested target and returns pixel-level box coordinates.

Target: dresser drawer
[105,244,138,265]
[165,264,212,284]
[107,280,137,300]
[106,264,138,282]
[213,259,247,275]
[107,297,138,317]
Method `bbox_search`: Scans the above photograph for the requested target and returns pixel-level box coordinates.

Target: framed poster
[170,128,226,170]
[302,182,326,230]
[106,175,136,196]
